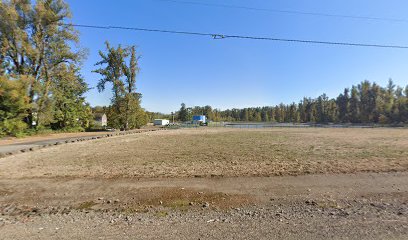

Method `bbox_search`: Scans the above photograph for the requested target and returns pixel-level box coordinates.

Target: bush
[378,114,390,124]
[0,119,28,137]
[60,126,85,133]
[0,76,30,137]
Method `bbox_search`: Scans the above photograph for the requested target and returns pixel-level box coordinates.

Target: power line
[62,23,408,49]
[153,0,408,23]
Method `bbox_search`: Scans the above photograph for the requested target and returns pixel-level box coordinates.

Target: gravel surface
[0,128,163,157]
[0,173,407,239]
[1,202,407,240]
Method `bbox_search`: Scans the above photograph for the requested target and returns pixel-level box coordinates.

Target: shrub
[0,76,30,137]
[0,119,28,137]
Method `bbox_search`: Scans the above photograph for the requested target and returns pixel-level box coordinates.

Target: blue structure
[193,115,206,124]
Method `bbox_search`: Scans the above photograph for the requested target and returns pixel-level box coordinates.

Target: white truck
[153,119,170,126]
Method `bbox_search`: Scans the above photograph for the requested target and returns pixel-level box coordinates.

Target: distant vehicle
[154,119,170,126]
[193,115,206,125]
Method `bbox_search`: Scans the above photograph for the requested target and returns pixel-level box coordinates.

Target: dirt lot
[0,128,407,239]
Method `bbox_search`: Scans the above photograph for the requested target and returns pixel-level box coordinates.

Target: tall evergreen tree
[349,86,360,123]
[337,88,350,123]
[176,80,408,125]
[178,103,189,122]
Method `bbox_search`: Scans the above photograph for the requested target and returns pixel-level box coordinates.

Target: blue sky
[67,0,408,113]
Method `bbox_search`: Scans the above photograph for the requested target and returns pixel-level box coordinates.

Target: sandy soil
[0,128,407,239]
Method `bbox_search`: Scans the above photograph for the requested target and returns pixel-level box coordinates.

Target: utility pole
[171,112,174,124]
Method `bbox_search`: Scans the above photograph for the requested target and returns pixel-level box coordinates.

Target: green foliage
[0,0,84,129]
[51,65,92,130]
[177,80,408,125]
[0,76,30,136]
[124,94,148,129]
[178,103,190,122]
[106,94,147,129]
[146,111,172,123]
[0,119,28,137]
[94,42,147,130]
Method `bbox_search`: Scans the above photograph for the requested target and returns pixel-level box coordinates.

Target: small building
[193,115,206,124]
[154,119,170,126]
[101,114,107,127]
[95,113,108,127]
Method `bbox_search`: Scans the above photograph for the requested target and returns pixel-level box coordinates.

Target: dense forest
[177,80,408,124]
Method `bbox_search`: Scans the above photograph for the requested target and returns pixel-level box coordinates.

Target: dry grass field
[1,127,408,239]
[0,127,407,179]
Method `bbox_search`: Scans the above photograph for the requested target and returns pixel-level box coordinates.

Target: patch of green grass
[76,201,97,210]
[155,211,169,217]
[317,200,342,209]
[166,199,191,211]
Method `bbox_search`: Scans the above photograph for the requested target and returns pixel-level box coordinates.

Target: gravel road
[1,172,407,239]
[0,128,162,157]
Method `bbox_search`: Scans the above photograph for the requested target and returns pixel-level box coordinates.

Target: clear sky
[66,0,408,113]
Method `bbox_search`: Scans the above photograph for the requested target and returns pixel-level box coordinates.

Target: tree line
[177,80,408,124]
[0,0,146,136]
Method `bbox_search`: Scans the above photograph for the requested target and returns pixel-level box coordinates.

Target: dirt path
[0,128,162,157]
[1,172,407,239]
[0,131,114,146]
